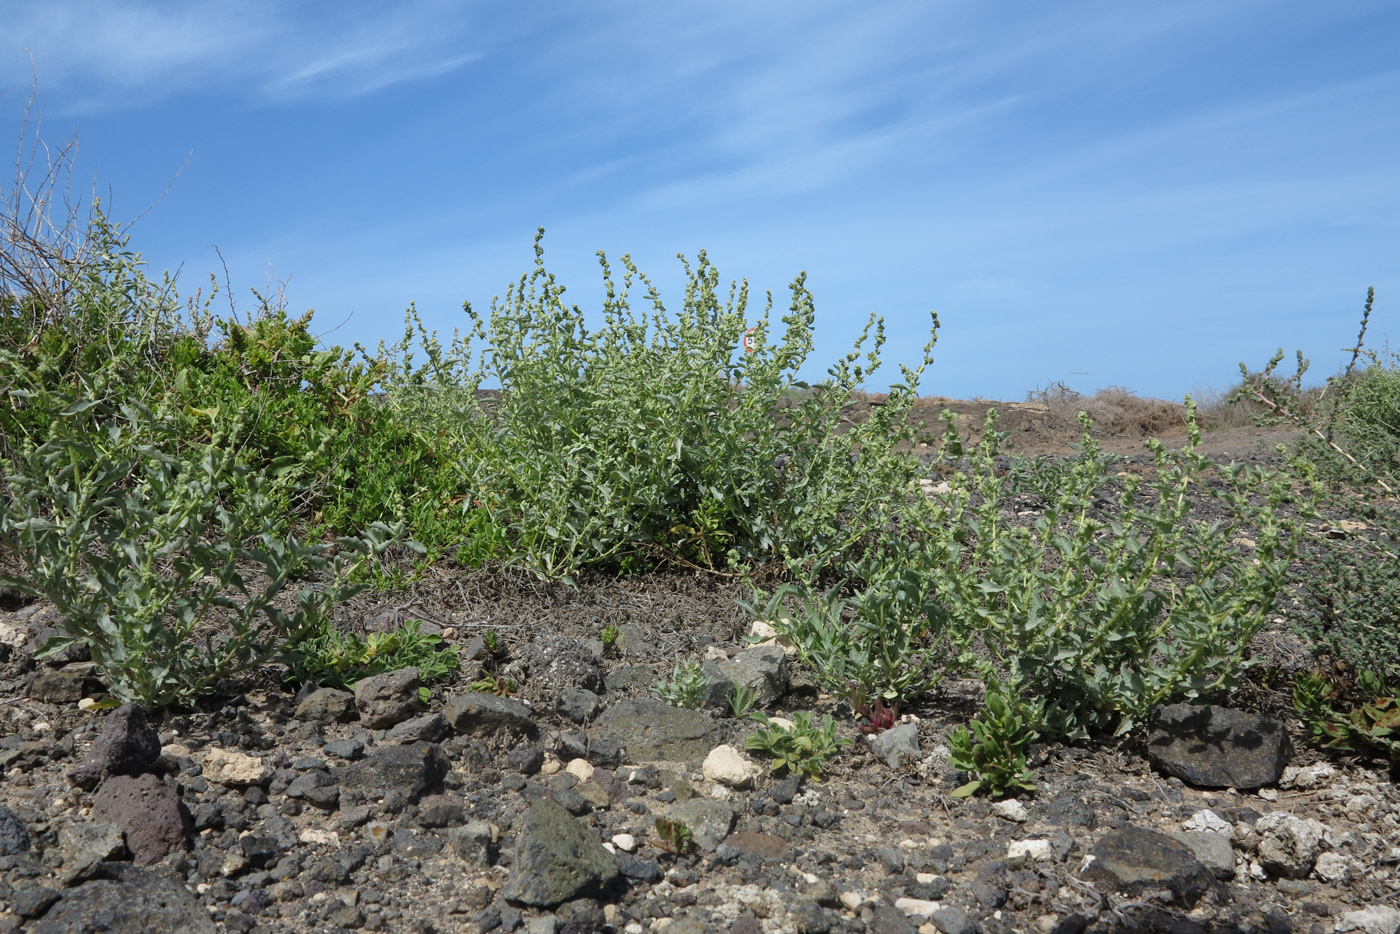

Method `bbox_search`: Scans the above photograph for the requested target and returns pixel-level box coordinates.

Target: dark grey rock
[700,645,789,709]
[660,798,736,851]
[334,741,448,808]
[354,667,427,730]
[869,722,921,770]
[28,863,216,934]
[90,773,190,866]
[869,902,919,934]
[787,895,830,933]
[557,689,603,724]
[508,635,604,701]
[507,745,545,775]
[56,821,127,882]
[386,711,449,744]
[322,738,365,760]
[502,798,620,907]
[448,820,496,866]
[931,906,978,934]
[284,770,334,799]
[417,793,465,827]
[603,664,656,692]
[1171,831,1236,880]
[1082,826,1213,907]
[0,804,30,855]
[1145,703,1291,790]
[444,692,536,736]
[1044,792,1097,830]
[618,856,661,881]
[28,663,100,703]
[13,886,60,918]
[588,697,723,762]
[294,687,357,724]
[65,702,161,791]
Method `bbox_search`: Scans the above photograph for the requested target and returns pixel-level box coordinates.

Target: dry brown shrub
[1028,382,1185,436]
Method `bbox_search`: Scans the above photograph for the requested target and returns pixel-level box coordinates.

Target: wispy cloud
[0,0,478,109]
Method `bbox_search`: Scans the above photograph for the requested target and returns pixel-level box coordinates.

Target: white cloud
[0,0,478,109]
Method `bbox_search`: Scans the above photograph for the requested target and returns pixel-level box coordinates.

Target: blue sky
[2,1,1396,401]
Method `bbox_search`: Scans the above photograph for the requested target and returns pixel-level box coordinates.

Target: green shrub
[1294,510,1400,689]
[0,369,394,707]
[922,404,1305,744]
[380,229,938,581]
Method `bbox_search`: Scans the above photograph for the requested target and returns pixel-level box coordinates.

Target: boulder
[1145,703,1291,790]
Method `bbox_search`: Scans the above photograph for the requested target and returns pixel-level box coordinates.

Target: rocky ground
[1,416,1398,934]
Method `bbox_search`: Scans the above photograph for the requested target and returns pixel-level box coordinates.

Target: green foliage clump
[653,660,708,709]
[381,229,938,581]
[0,367,393,707]
[745,710,851,780]
[283,620,459,699]
[1295,515,1400,690]
[948,688,1039,798]
[1293,669,1400,764]
[925,404,1303,746]
[746,567,949,706]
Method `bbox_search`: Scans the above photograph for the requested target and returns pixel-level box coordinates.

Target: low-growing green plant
[653,818,694,856]
[481,629,503,657]
[0,372,395,707]
[469,671,518,697]
[745,710,851,780]
[600,623,620,652]
[920,403,1305,744]
[745,567,949,706]
[728,681,758,717]
[284,620,459,698]
[947,688,1040,798]
[1293,669,1400,765]
[653,660,708,709]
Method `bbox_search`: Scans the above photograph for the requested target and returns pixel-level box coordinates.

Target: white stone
[915,873,939,884]
[540,754,563,775]
[749,620,799,657]
[1006,839,1055,867]
[1334,905,1400,934]
[612,833,637,853]
[1281,763,1338,789]
[991,799,1029,823]
[603,842,616,854]
[839,891,865,910]
[77,698,99,711]
[703,745,761,788]
[566,758,595,782]
[894,897,942,918]
[1257,787,1279,801]
[1182,809,1233,836]
[1314,852,1353,883]
[766,717,795,731]
[201,748,270,787]
[299,828,339,847]
[1257,813,1327,878]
